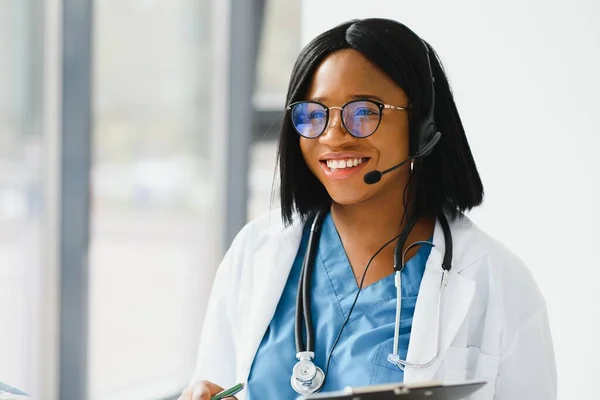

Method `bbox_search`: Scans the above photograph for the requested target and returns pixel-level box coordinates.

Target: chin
[327,190,370,206]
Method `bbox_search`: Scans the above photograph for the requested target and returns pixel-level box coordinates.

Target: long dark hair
[277,18,484,225]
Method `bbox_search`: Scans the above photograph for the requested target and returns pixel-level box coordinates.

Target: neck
[330,200,406,240]
[329,193,435,255]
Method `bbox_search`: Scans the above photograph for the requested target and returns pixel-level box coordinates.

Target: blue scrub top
[247,212,431,399]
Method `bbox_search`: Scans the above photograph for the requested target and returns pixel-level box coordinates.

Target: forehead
[305,49,407,104]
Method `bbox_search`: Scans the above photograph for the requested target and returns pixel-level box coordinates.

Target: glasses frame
[286,99,410,139]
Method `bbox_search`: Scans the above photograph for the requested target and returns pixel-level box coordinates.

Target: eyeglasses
[287,99,409,139]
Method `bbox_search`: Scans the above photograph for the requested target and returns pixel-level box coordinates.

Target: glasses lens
[290,102,327,138]
[343,100,381,137]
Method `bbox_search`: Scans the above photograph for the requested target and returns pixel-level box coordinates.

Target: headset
[291,35,450,396]
[362,38,441,185]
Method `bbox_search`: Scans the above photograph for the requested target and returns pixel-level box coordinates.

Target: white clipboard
[299,380,487,400]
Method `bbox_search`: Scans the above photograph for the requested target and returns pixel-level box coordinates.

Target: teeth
[326,158,365,170]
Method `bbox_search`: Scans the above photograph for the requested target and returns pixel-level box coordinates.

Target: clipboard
[299,380,487,400]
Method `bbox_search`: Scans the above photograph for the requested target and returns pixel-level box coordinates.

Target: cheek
[299,138,318,170]
[374,127,410,161]
[299,137,308,155]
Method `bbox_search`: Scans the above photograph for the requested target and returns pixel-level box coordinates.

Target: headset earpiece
[416,130,441,158]
[414,40,441,159]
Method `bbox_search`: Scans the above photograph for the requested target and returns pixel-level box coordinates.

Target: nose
[319,107,352,146]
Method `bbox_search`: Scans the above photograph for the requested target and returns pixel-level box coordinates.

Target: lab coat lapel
[403,217,476,383]
[239,218,304,379]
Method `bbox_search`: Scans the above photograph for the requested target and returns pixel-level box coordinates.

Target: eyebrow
[309,94,386,103]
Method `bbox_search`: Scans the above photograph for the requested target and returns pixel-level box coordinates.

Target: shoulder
[450,215,538,279]
[231,208,302,247]
[224,208,305,266]
[449,214,547,327]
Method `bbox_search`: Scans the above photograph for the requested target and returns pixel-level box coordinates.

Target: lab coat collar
[403,213,481,383]
[239,213,304,381]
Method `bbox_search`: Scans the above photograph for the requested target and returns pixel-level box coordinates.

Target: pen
[210,383,245,400]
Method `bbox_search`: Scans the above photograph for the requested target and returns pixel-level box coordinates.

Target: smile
[325,157,367,170]
[318,157,370,180]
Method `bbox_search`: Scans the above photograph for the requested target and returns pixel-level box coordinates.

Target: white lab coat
[191,209,557,399]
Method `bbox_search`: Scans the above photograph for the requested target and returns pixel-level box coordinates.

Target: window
[0,0,46,397]
[89,2,219,398]
[249,0,302,221]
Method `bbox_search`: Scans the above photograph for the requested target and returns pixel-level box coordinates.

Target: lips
[318,154,370,180]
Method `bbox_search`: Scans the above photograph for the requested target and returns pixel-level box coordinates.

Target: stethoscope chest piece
[291,351,325,395]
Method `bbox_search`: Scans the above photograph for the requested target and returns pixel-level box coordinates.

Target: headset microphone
[363,39,442,186]
[363,131,441,185]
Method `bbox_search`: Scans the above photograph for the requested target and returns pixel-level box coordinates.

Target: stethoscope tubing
[292,210,453,393]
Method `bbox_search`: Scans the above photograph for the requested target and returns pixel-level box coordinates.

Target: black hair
[277,18,484,226]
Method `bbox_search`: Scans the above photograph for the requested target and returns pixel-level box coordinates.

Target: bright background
[0,1,597,399]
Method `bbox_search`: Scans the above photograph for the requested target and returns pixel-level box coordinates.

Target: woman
[180,19,556,400]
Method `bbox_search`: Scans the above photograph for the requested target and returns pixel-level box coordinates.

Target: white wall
[301,1,599,398]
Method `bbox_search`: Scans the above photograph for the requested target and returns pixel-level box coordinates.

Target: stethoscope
[291,210,453,396]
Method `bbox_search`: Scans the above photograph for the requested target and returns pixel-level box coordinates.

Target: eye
[309,110,327,119]
[353,107,378,117]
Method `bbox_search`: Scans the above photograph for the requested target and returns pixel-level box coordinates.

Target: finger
[191,386,210,400]
[178,386,193,400]
[191,381,225,400]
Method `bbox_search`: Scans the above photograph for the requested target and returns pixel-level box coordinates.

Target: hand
[178,380,238,400]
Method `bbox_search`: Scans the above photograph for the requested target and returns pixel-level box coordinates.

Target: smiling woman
[297,49,412,208]
[183,18,556,400]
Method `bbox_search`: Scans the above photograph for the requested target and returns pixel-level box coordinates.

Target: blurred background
[0,0,597,399]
